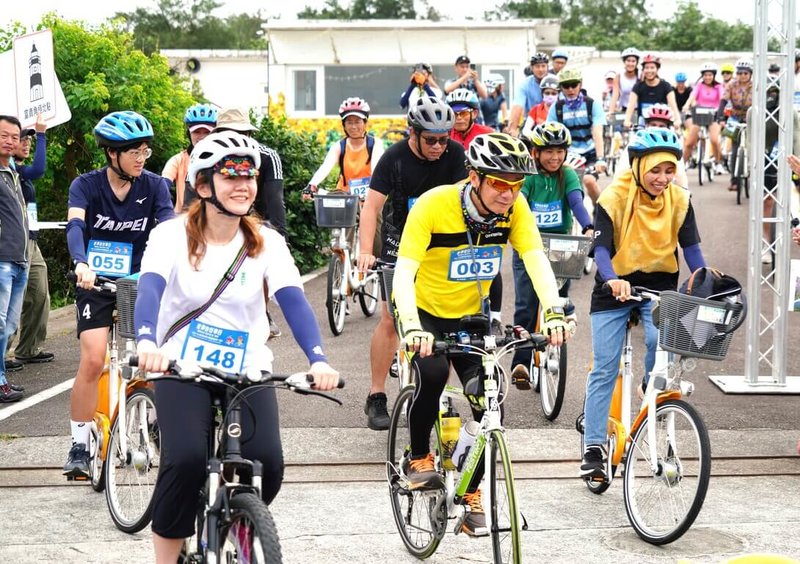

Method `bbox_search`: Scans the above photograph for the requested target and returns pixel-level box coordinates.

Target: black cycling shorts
[75,287,116,337]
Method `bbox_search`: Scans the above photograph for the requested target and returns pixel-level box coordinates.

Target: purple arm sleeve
[18,133,46,181]
[567,190,592,229]
[594,246,618,282]
[274,286,328,365]
[134,272,166,344]
[682,243,706,273]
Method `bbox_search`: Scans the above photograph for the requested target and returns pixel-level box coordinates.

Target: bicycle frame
[330,226,369,300]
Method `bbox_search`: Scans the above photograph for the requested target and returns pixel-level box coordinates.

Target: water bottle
[439,407,461,471]
[452,420,480,472]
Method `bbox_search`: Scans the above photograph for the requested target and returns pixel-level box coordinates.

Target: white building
[161,20,756,118]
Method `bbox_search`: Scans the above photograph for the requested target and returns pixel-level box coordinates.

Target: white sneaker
[714,163,726,175]
[761,252,771,265]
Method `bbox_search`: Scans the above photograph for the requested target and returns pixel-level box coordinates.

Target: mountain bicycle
[576,285,745,544]
[525,233,591,420]
[690,107,717,186]
[313,192,380,335]
[126,358,345,564]
[386,317,549,563]
[65,272,159,534]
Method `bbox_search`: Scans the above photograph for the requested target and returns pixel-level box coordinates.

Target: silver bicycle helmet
[407,96,455,133]
[539,74,560,91]
[467,133,535,175]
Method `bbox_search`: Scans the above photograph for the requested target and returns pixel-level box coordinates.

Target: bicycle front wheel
[540,343,566,421]
[358,272,379,317]
[623,399,711,545]
[326,254,347,335]
[488,430,522,564]
[387,384,445,559]
[104,387,160,534]
[218,492,282,563]
[697,139,705,186]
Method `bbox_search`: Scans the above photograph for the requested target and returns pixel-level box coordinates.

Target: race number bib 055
[448,245,502,282]
[348,176,370,199]
[181,320,249,373]
[531,201,564,229]
[87,240,132,277]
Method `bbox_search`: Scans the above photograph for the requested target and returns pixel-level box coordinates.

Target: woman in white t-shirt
[134,131,340,563]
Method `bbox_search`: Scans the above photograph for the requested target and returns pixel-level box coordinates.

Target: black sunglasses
[561,82,580,89]
[420,134,449,146]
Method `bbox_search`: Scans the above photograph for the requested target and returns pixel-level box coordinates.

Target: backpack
[338,135,375,186]
[555,96,594,125]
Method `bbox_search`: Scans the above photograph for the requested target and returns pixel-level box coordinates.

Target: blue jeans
[0,262,29,385]
[583,300,657,446]
[511,250,572,369]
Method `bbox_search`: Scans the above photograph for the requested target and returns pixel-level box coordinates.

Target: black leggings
[489,274,503,313]
[150,380,284,538]
[409,309,498,492]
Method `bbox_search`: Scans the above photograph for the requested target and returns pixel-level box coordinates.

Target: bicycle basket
[314,194,359,228]
[539,233,593,280]
[657,291,744,361]
[692,107,716,127]
[379,266,396,319]
[115,275,138,340]
[612,112,628,126]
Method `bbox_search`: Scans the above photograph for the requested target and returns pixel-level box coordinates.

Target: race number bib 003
[181,320,249,373]
[448,245,502,281]
[531,201,563,229]
[87,240,132,277]
[348,176,370,198]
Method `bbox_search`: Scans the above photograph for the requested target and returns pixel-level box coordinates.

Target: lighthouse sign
[13,29,56,124]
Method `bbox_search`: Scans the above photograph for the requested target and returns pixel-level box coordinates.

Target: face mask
[543,94,558,105]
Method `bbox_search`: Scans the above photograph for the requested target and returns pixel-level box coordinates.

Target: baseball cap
[21,128,36,138]
[188,123,214,133]
[213,108,258,133]
[455,55,470,65]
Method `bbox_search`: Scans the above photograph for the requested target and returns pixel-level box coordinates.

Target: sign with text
[13,29,57,126]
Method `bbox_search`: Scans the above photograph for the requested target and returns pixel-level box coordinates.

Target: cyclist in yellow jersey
[392,132,571,537]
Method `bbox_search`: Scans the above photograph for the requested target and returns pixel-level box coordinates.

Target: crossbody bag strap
[161,244,248,344]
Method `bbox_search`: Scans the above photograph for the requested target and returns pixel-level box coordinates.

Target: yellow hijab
[597,151,689,277]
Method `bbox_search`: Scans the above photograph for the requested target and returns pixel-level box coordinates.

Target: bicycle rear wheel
[387,384,445,559]
[623,399,710,545]
[90,425,105,492]
[104,387,160,534]
[358,272,379,317]
[488,430,522,564]
[326,254,347,335]
[697,139,705,186]
[539,343,566,421]
[218,492,282,563]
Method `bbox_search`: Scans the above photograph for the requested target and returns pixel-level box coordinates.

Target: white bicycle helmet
[446,88,480,110]
[339,97,370,120]
[735,58,753,72]
[620,47,641,61]
[699,62,718,74]
[564,151,587,170]
[407,96,455,133]
[188,131,261,188]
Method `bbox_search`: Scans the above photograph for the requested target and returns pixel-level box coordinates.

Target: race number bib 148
[532,201,563,229]
[181,320,249,373]
[448,245,502,281]
[348,176,370,198]
[87,240,132,277]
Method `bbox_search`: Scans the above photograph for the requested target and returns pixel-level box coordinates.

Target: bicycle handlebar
[426,329,549,356]
[66,271,117,292]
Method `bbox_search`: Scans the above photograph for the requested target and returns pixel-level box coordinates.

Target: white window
[289,67,323,116]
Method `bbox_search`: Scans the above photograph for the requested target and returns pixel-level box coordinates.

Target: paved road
[1,172,799,562]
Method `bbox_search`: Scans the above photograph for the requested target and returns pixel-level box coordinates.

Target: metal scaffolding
[710,0,800,393]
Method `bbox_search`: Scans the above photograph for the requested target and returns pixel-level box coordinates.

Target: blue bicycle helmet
[675,72,687,83]
[627,128,682,161]
[184,104,217,126]
[551,48,569,61]
[94,111,154,148]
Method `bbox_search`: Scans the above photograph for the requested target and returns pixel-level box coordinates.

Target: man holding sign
[63,110,173,479]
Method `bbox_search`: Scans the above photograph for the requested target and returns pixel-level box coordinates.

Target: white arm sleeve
[309,142,341,187]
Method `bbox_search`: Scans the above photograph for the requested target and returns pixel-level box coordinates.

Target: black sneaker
[401,453,444,491]
[9,383,24,392]
[63,443,91,480]
[364,392,390,430]
[461,489,488,537]
[511,364,531,391]
[580,445,608,481]
[15,351,54,364]
[0,384,23,403]
[266,310,281,339]
[5,359,23,373]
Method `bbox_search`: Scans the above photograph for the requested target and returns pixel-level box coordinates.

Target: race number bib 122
[87,240,132,277]
[181,320,249,373]
[448,245,502,281]
[532,201,564,229]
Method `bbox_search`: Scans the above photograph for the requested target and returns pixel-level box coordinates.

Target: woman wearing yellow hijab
[580,128,707,481]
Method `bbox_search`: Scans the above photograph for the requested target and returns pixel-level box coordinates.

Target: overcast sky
[5,0,756,28]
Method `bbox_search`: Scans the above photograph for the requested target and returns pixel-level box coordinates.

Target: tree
[1,15,196,304]
[115,0,267,54]
[297,0,417,19]
[652,1,752,51]
[485,0,563,20]
[559,0,655,51]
